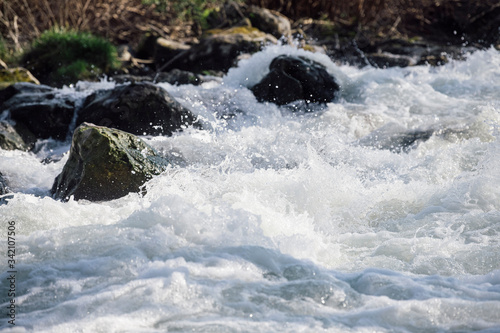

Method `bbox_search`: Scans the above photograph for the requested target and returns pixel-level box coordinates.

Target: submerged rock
[0,121,30,151]
[358,123,434,153]
[76,82,199,136]
[251,55,339,105]
[0,171,8,195]
[51,123,168,201]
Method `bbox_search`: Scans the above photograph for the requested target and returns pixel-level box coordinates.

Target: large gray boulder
[251,55,340,106]
[76,82,199,136]
[51,123,168,201]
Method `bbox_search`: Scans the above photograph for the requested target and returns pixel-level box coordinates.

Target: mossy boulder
[0,82,53,109]
[76,82,199,136]
[51,123,168,201]
[251,55,340,106]
[0,68,40,90]
[0,121,30,151]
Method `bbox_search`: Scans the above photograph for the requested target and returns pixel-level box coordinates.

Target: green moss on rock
[0,68,40,89]
[51,123,168,201]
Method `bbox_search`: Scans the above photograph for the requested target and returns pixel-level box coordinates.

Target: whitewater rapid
[1,45,500,332]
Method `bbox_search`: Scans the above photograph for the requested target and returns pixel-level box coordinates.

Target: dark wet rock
[154,38,191,70]
[5,90,75,140]
[0,82,53,109]
[386,130,434,153]
[359,123,434,153]
[135,33,160,60]
[293,21,477,68]
[76,82,199,136]
[162,26,278,73]
[0,171,8,195]
[362,39,473,67]
[366,53,415,68]
[247,5,292,40]
[112,69,214,86]
[155,69,211,86]
[51,123,168,201]
[416,54,449,66]
[201,1,254,31]
[110,74,155,84]
[251,55,340,105]
[0,121,30,151]
[12,121,37,150]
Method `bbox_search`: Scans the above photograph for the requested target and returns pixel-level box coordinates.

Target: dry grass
[0,0,196,52]
[1,0,498,54]
[249,0,500,43]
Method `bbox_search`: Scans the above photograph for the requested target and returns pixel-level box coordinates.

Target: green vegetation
[0,38,7,61]
[0,37,20,66]
[142,0,237,28]
[21,29,119,86]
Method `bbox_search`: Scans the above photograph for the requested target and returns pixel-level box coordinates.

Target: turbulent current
[1,45,500,332]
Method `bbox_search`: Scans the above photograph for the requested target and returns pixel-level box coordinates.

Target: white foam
[1,47,500,332]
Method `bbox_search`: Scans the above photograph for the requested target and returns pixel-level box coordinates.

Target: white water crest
[1,45,500,332]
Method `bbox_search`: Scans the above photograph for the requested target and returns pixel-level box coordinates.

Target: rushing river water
[1,45,500,332]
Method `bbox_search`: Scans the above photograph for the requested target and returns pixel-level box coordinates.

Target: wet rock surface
[358,123,435,153]
[0,121,30,151]
[251,55,340,105]
[51,123,168,201]
[4,89,76,140]
[161,26,278,73]
[0,171,8,195]
[0,82,53,109]
[112,69,215,86]
[76,82,199,136]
